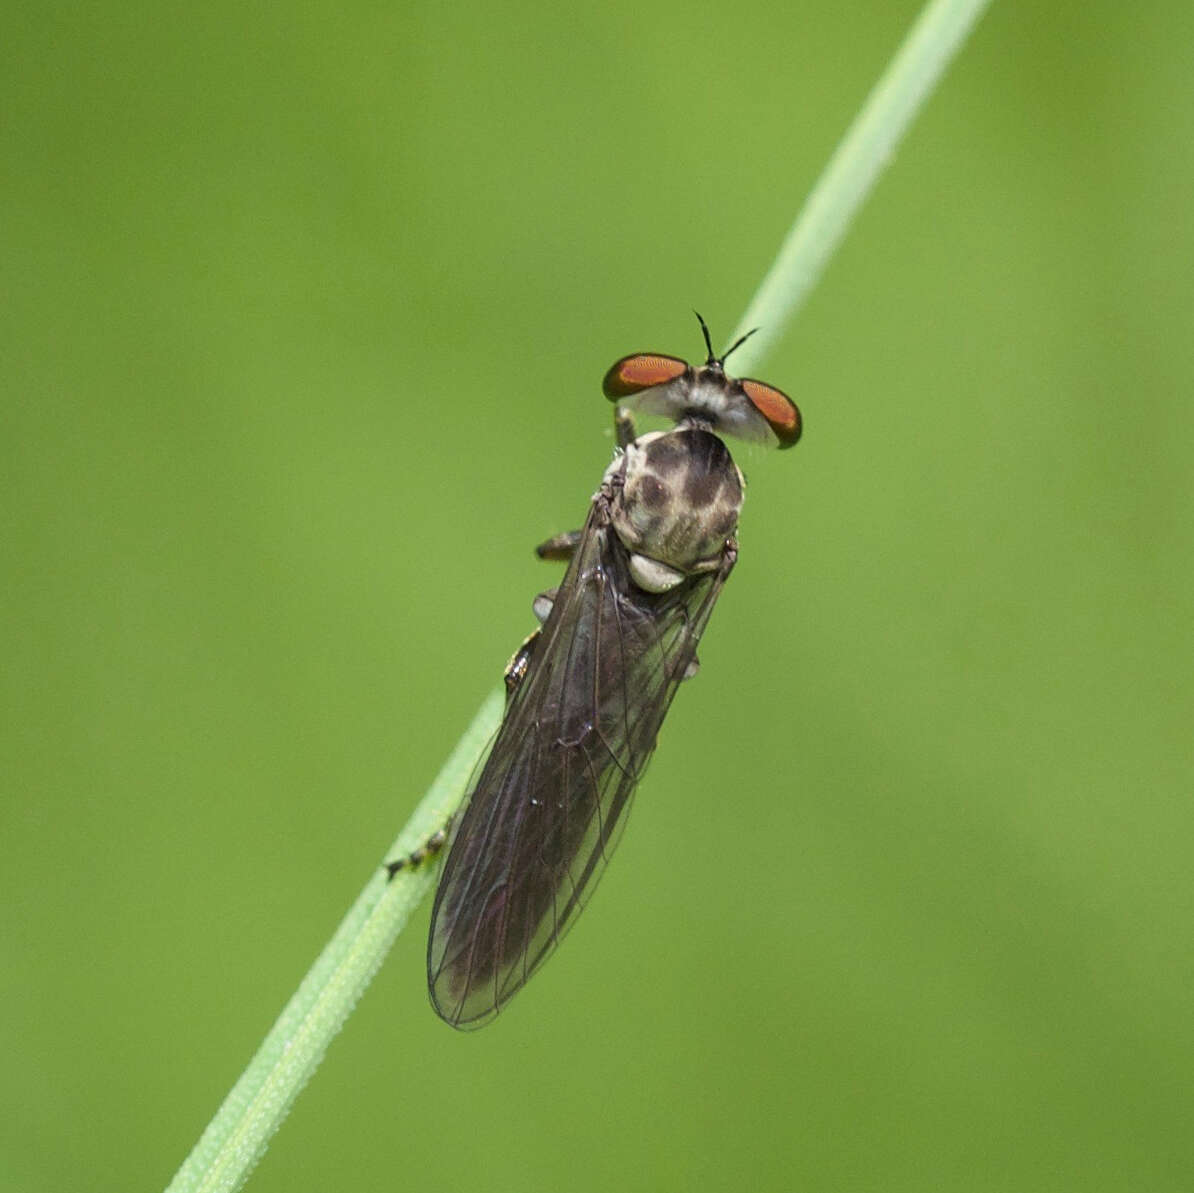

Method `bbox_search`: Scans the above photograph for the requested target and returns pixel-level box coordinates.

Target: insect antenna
[695,310,716,363]
[721,326,759,364]
[693,311,759,367]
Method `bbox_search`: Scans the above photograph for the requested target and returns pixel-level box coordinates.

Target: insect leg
[614,405,638,449]
[675,538,735,684]
[503,628,540,696]
[384,821,453,880]
[535,531,582,561]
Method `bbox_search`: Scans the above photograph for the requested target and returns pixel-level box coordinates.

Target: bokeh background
[4,0,1192,1189]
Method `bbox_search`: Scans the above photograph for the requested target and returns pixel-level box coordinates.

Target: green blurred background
[4,0,1192,1189]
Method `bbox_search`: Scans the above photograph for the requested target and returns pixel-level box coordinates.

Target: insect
[388,314,800,1028]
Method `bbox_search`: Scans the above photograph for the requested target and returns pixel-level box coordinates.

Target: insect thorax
[610,426,743,590]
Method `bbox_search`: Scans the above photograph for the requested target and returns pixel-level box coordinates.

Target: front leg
[616,408,644,449]
[614,405,638,449]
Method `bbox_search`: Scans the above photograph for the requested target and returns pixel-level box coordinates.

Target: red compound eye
[741,379,802,448]
[602,353,689,399]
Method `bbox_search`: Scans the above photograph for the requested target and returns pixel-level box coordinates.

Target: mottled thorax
[611,427,744,576]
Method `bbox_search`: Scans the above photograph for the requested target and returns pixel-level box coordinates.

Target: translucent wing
[427,490,736,1028]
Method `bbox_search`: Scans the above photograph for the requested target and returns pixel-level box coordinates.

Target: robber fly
[388,314,801,1029]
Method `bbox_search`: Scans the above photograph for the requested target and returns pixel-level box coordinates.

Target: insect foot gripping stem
[385,823,452,880]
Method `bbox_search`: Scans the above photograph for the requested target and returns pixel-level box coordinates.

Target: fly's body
[389,316,801,1029]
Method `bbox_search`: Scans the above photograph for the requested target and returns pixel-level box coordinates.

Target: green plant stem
[164,1,992,1189]
[727,0,993,374]
[165,686,504,1193]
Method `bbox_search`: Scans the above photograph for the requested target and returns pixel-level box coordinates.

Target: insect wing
[428,495,735,1028]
